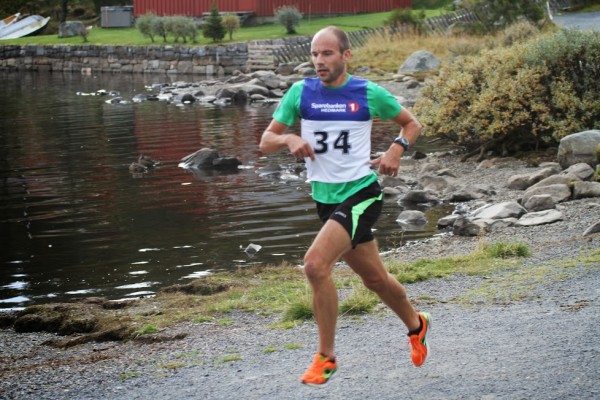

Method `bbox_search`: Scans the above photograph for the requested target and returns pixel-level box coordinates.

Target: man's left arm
[370,108,422,177]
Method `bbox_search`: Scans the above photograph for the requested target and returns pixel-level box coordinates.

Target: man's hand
[370,148,402,177]
[286,135,316,161]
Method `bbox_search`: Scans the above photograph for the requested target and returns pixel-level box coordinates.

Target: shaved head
[312,26,351,54]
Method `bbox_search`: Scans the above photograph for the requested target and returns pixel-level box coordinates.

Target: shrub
[385,8,425,34]
[222,14,240,40]
[414,29,600,160]
[150,16,168,43]
[499,19,540,47]
[459,0,545,34]
[202,2,226,42]
[275,5,302,34]
[166,15,197,43]
[136,12,156,43]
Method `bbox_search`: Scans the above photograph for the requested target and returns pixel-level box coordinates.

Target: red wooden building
[133,0,413,18]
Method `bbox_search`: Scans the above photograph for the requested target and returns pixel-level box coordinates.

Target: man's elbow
[259,135,272,154]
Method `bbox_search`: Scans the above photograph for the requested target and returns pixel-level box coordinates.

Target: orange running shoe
[300,353,337,385]
[408,312,431,367]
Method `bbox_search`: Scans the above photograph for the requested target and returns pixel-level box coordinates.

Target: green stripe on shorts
[351,193,383,240]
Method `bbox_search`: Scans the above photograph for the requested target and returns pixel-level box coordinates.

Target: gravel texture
[1,152,599,400]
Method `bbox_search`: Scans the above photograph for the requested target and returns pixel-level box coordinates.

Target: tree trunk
[61,0,68,23]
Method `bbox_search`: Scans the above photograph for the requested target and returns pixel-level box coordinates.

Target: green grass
[0,10,448,47]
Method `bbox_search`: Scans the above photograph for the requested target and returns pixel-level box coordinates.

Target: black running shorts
[316,181,383,248]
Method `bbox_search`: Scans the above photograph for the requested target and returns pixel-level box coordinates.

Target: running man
[259,26,430,385]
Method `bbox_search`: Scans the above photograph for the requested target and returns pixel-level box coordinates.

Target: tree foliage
[202,2,225,42]
[414,29,600,160]
[135,12,156,42]
[275,5,302,34]
[222,14,240,40]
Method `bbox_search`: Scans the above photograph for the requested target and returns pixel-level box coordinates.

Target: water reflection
[0,71,453,308]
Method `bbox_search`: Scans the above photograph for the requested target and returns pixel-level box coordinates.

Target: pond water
[0,71,453,309]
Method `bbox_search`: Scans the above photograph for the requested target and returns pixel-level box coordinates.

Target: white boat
[0,13,20,29]
[0,15,50,40]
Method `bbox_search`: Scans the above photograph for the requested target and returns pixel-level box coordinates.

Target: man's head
[310,26,352,86]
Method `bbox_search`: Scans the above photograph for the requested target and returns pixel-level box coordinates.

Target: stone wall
[0,42,252,76]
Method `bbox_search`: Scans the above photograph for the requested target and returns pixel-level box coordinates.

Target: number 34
[313,130,352,154]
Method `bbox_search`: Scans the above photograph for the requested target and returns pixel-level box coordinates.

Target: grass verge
[12,242,599,347]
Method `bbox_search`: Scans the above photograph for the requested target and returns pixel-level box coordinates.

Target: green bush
[414,29,600,160]
[150,16,168,43]
[202,2,225,42]
[385,8,425,34]
[135,12,156,43]
[165,15,197,43]
[275,5,302,34]
[222,14,240,40]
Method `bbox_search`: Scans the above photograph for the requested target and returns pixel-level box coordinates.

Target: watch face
[394,137,409,150]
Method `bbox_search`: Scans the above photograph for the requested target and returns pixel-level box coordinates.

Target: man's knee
[362,273,390,294]
[303,254,330,283]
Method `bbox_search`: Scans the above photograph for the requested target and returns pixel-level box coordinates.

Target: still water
[0,71,451,309]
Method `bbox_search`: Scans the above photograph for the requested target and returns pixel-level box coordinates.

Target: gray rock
[583,221,600,236]
[382,187,403,197]
[420,175,457,194]
[563,163,595,181]
[557,130,600,169]
[179,148,219,169]
[516,209,564,226]
[398,51,441,74]
[396,210,427,225]
[523,194,556,212]
[572,181,600,199]
[471,201,527,220]
[452,215,482,236]
[437,214,460,228]
[528,174,581,190]
[400,190,438,204]
[507,166,562,190]
[522,184,572,204]
[59,21,86,38]
[275,62,300,75]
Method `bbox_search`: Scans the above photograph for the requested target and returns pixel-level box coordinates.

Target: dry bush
[414,29,600,160]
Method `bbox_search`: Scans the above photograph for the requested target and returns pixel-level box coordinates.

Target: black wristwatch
[393,137,410,152]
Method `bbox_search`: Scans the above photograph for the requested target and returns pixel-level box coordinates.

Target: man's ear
[343,49,352,63]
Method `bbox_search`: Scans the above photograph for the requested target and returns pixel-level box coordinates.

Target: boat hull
[0,15,51,40]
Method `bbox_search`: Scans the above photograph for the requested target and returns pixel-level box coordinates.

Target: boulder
[420,174,457,194]
[396,210,427,225]
[523,194,556,212]
[572,181,600,199]
[471,201,527,220]
[522,184,572,205]
[398,51,441,75]
[516,210,564,226]
[557,130,600,169]
[437,214,460,228]
[58,21,86,38]
[507,166,562,190]
[400,190,439,204]
[563,163,595,181]
[528,174,581,190]
[452,215,482,236]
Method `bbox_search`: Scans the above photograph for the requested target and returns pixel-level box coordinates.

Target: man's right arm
[259,120,315,161]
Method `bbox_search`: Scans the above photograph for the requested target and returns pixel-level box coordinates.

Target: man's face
[310,32,350,86]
